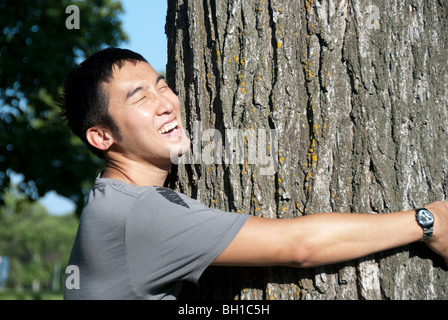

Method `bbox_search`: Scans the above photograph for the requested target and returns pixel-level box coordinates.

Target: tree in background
[0,0,127,215]
[0,187,78,294]
[166,0,448,299]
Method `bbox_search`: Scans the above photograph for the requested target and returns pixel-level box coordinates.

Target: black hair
[60,47,148,158]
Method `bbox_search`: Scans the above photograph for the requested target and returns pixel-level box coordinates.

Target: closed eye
[158,82,169,90]
[130,95,147,105]
[156,75,168,90]
[126,86,144,101]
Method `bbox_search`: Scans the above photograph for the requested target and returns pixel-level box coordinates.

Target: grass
[0,289,63,300]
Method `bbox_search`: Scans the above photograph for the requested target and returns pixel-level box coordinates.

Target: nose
[155,96,174,116]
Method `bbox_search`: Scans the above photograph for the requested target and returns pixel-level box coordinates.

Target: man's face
[103,61,190,167]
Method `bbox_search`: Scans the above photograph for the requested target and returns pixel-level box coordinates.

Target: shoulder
[131,186,216,215]
[127,186,250,238]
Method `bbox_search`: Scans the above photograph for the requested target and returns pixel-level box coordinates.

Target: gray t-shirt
[64,178,250,300]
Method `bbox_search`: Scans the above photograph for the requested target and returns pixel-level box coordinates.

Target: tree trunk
[165,0,448,299]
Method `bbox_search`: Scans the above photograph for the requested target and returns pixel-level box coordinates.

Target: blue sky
[119,0,168,73]
[39,0,168,215]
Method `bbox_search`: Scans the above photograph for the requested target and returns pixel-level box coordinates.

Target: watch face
[418,209,434,227]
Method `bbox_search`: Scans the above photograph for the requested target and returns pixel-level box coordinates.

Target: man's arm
[212,201,448,268]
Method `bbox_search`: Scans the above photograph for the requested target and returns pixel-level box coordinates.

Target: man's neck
[101,153,170,187]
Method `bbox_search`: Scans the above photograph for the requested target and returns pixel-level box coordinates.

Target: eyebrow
[125,75,166,101]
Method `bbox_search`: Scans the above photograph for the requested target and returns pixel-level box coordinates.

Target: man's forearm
[292,210,423,268]
[212,208,427,268]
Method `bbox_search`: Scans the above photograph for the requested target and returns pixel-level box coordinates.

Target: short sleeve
[125,187,250,298]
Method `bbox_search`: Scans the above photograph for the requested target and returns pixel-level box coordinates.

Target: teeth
[158,119,178,134]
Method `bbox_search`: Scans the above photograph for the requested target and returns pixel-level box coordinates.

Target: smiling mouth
[158,119,179,134]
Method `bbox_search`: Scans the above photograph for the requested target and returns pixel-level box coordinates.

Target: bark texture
[165,0,448,299]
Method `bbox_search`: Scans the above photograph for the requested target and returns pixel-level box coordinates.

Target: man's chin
[169,139,191,164]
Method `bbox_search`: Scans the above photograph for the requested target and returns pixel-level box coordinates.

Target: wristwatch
[415,208,434,241]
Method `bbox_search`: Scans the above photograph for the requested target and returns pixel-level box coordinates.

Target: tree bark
[166,0,448,299]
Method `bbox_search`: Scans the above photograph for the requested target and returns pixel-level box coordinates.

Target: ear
[86,127,115,151]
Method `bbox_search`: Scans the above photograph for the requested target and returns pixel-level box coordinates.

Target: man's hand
[424,201,448,265]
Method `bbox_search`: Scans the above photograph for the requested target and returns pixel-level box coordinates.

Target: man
[61,47,448,300]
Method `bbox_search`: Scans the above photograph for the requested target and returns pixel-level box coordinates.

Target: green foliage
[0,288,62,300]
[0,187,78,292]
[0,0,128,215]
